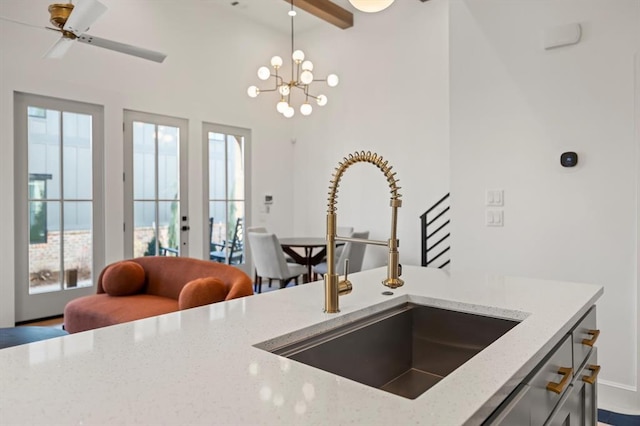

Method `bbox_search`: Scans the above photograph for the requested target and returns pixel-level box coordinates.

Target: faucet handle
[338,259,352,296]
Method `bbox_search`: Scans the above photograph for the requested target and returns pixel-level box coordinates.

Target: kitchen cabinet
[485,306,601,426]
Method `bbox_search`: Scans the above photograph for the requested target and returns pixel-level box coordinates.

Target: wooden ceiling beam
[285,0,354,29]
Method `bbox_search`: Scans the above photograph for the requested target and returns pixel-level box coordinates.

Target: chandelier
[246,0,339,118]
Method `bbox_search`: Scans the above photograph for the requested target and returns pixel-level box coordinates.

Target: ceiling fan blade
[63,0,107,36]
[43,36,75,59]
[77,34,167,63]
[0,16,48,31]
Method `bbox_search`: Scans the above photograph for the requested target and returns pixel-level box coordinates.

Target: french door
[124,111,188,258]
[204,122,251,274]
[14,93,104,322]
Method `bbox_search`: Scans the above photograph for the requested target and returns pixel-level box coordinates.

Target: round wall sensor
[560,152,578,167]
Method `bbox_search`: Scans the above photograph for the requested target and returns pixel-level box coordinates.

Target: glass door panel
[63,202,93,289]
[134,201,157,257]
[28,201,61,294]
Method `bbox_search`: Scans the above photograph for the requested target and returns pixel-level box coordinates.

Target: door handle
[181,226,190,231]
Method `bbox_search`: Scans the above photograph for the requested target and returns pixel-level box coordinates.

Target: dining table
[279,237,342,283]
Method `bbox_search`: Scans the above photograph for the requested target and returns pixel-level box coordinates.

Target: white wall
[449,0,639,413]
[0,0,297,325]
[290,0,450,269]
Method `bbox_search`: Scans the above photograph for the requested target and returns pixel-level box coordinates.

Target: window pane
[227,135,244,200]
[29,201,61,294]
[209,132,226,200]
[63,112,92,199]
[63,202,92,289]
[133,121,156,200]
[28,109,60,199]
[158,125,179,200]
[209,201,227,250]
[228,201,245,262]
[134,201,157,257]
[158,200,179,255]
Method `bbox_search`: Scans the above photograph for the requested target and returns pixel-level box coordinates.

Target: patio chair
[210,217,244,265]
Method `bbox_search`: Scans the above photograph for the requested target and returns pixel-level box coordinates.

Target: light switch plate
[486,210,504,227]
[486,189,504,206]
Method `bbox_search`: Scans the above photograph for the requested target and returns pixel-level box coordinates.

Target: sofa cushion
[178,277,228,310]
[63,294,178,333]
[102,261,146,296]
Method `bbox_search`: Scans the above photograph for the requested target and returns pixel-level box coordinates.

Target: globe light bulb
[276,100,289,113]
[278,84,290,96]
[283,106,295,118]
[348,0,394,13]
[300,103,313,116]
[257,66,271,80]
[301,60,314,71]
[300,70,314,85]
[247,86,259,98]
[316,94,328,106]
[292,50,305,63]
[327,74,339,87]
[270,56,283,68]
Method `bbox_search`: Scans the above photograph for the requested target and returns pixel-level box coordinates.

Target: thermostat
[560,152,578,168]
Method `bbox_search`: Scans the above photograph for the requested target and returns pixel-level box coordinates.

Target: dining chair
[246,226,271,288]
[313,230,370,278]
[210,217,244,265]
[247,232,307,294]
[334,226,354,259]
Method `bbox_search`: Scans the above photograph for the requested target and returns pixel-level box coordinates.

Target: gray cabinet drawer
[572,306,598,374]
[484,384,532,425]
[526,335,573,426]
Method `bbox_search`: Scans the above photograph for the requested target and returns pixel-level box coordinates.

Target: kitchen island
[0,266,602,425]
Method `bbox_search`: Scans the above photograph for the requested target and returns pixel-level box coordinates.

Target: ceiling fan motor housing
[48,3,74,29]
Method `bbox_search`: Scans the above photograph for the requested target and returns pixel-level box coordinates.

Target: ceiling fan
[0,0,167,63]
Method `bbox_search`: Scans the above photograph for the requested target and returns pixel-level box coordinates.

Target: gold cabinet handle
[582,364,601,385]
[582,329,600,347]
[547,367,573,394]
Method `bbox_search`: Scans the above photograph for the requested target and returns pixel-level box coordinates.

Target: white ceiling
[199,0,357,34]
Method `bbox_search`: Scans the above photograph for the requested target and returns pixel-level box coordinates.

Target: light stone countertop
[0,266,602,425]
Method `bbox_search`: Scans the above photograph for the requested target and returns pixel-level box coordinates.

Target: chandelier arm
[290,0,295,83]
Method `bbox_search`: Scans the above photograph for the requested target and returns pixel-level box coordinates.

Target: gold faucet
[324,151,404,313]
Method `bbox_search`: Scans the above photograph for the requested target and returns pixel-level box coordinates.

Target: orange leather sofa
[64,256,253,333]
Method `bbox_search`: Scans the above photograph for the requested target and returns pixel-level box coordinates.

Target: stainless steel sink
[267,303,519,399]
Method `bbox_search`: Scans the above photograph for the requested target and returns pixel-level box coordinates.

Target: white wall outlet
[486,189,504,206]
[486,210,504,227]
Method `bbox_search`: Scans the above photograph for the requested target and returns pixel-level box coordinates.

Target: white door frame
[14,92,105,322]
[123,110,189,258]
[202,122,252,275]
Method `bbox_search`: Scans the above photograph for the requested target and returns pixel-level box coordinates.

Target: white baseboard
[598,379,639,415]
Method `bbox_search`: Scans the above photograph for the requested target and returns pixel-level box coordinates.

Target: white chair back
[247,232,291,280]
[336,230,369,274]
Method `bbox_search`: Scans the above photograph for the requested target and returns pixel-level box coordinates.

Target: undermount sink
[264,303,519,400]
